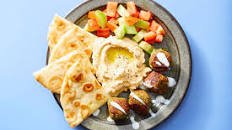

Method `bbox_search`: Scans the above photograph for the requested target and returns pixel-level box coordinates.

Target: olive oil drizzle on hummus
[106,47,134,64]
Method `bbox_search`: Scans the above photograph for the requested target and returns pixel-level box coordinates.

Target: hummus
[92,36,151,96]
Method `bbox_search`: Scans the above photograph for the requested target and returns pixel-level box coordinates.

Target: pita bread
[33,51,88,93]
[60,57,109,128]
[47,15,96,50]
[49,27,96,63]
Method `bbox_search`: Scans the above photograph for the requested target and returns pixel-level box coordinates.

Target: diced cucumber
[133,30,146,42]
[118,17,125,26]
[139,41,154,54]
[118,17,137,34]
[125,25,137,34]
[95,10,107,28]
[135,20,150,30]
[114,24,126,39]
[117,5,129,17]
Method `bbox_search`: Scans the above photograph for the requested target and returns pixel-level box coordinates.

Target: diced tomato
[87,19,100,32]
[114,12,120,18]
[102,9,111,21]
[106,2,118,17]
[144,31,157,44]
[150,20,160,32]
[139,10,152,21]
[88,11,96,20]
[108,18,118,25]
[136,27,141,32]
[155,34,163,43]
[133,10,140,18]
[157,26,165,35]
[127,2,139,17]
[106,21,118,31]
[107,16,111,21]
[150,20,165,35]
[96,28,111,38]
[124,16,140,26]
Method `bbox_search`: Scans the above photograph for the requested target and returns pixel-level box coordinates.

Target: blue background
[0,0,231,130]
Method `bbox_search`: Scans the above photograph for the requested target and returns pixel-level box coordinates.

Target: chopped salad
[85,1,166,47]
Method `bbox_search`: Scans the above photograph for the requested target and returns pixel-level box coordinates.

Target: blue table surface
[0,0,231,130]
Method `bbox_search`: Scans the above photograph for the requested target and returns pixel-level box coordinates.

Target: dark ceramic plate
[48,0,191,129]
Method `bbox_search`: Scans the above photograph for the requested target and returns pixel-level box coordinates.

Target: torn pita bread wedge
[60,57,109,128]
[47,15,96,50]
[33,51,88,93]
[49,27,95,63]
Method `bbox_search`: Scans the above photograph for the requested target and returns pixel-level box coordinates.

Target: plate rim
[48,0,192,129]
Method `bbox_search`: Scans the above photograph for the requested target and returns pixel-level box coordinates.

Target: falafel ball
[107,97,130,120]
[149,49,172,72]
[143,71,169,95]
[128,90,151,116]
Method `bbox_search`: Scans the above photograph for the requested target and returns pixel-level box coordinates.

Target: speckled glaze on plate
[48,0,192,130]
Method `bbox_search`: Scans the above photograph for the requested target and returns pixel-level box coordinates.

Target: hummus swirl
[92,36,151,96]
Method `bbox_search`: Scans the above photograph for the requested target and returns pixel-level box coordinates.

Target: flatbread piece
[49,27,95,63]
[33,51,87,93]
[60,56,109,127]
[47,15,96,50]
